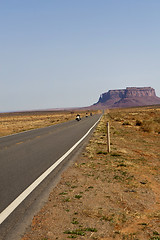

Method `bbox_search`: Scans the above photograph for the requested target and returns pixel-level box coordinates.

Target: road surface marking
[0,115,102,224]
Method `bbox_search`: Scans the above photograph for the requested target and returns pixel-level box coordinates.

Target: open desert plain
[0,110,96,137]
[1,106,160,240]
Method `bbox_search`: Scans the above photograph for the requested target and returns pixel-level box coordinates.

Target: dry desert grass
[16,106,160,239]
[0,110,95,137]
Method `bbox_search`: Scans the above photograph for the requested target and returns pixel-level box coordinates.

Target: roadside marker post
[107,122,110,153]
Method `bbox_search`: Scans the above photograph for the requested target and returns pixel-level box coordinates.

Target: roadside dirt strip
[0,114,102,240]
[0,115,102,226]
[21,108,160,240]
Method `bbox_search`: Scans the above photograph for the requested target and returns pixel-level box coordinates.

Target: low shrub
[141,120,160,133]
[122,121,130,126]
[136,119,142,126]
[97,151,107,155]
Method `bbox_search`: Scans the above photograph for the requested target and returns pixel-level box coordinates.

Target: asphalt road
[0,114,101,239]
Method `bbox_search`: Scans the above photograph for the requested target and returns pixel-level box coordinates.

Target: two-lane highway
[0,114,101,239]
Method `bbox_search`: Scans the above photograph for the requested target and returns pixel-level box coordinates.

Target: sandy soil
[18,107,160,239]
[0,111,95,137]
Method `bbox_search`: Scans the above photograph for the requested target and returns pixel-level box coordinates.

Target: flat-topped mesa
[125,87,156,98]
[94,87,160,108]
[98,89,124,104]
[98,87,156,103]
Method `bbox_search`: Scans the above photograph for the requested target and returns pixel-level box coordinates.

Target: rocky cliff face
[125,87,156,98]
[93,87,160,108]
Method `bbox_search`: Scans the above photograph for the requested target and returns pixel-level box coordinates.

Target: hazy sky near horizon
[1,0,160,112]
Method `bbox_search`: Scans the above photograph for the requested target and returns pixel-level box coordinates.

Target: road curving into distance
[0,113,102,239]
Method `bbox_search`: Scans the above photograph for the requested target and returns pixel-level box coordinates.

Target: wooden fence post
[107,122,110,153]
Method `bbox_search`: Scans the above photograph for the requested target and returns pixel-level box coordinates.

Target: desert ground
[1,106,160,239]
[0,110,97,137]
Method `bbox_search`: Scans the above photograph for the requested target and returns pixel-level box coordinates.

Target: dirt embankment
[21,107,160,240]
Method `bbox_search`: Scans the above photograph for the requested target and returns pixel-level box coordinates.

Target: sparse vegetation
[71,218,79,224]
[96,150,108,155]
[20,105,160,240]
[74,194,82,199]
[0,110,99,137]
[135,119,142,126]
[140,119,160,133]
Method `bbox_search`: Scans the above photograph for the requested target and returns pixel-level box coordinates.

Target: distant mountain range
[91,87,160,109]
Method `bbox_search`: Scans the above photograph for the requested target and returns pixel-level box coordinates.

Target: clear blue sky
[1,0,160,112]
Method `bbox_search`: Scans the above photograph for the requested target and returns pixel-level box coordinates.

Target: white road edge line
[0,115,102,224]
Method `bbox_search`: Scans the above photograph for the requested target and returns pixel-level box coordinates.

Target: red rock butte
[92,87,160,109]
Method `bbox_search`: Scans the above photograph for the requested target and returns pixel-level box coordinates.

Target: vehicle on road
[76,114,81,121]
